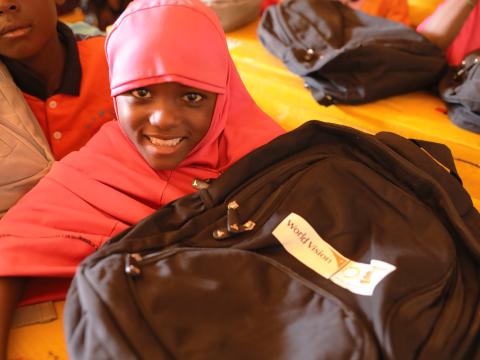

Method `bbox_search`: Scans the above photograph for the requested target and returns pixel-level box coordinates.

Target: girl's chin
[141,148,186,171]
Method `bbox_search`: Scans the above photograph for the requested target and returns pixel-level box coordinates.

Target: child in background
[417,0,479,65]
[81,0,132,30]
[0,0,284,357]
[56,0,80,15]
[339,0,410,25]
[0,0,113,215]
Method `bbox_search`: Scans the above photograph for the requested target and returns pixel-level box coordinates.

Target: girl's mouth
[146,136,183,147]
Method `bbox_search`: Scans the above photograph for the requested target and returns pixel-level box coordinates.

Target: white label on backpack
[330,259,396,296]
[272,213,349,278]
[272,213,396,296]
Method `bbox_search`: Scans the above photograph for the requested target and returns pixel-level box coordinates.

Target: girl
[0,0,284,357]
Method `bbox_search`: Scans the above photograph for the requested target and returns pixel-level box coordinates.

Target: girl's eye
[131,88,151,98]
[183,93,204,104]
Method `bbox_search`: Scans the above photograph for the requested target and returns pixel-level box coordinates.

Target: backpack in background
[201,0,262,32]
[257,0,447,105]
[64,121,480,360]
[439,50,480,134]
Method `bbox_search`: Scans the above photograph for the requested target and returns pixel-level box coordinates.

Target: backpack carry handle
[410,139,461,183]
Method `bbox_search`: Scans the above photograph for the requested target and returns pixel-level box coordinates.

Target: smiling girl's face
[115,82,217,170]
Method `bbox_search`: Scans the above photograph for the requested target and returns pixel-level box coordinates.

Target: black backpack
[439,50,480,133]
[257,0,447,105]
[64,121,480,360]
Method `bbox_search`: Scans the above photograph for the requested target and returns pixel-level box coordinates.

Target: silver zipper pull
[227,201,241,233]
[192,178,211,190]
[125,253,143,276]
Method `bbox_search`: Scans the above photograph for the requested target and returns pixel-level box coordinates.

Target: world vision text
[287,219,332,264]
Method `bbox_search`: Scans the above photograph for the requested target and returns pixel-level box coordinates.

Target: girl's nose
[0,1,20,15]
[149,109,174,127]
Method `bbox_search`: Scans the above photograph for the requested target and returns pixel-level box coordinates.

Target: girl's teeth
[148,136,182,146]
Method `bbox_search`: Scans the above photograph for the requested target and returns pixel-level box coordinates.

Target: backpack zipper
[212,155,320,240]
[124,247,380,358]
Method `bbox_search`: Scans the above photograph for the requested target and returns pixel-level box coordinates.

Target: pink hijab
[107,0,283,170]
[0,0,283,304]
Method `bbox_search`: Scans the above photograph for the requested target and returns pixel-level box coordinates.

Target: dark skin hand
[418,0,478,50]
[0,278,25,360]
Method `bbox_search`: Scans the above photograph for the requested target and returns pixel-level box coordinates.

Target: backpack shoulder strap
[376,131,480,258]
[409,138,461,183]
[376,132,469,212]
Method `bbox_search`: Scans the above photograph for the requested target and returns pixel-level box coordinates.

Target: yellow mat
[8,301,67,360]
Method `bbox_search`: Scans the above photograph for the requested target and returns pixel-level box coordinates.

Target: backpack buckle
[125,253,143,276]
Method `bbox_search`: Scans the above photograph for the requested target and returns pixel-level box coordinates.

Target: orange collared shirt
[24,36,114,159]
[353,0,410,26]
[3,23,114,160]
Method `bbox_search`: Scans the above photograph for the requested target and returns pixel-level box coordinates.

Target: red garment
[418,2,480,65]
[0,0,284,304]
